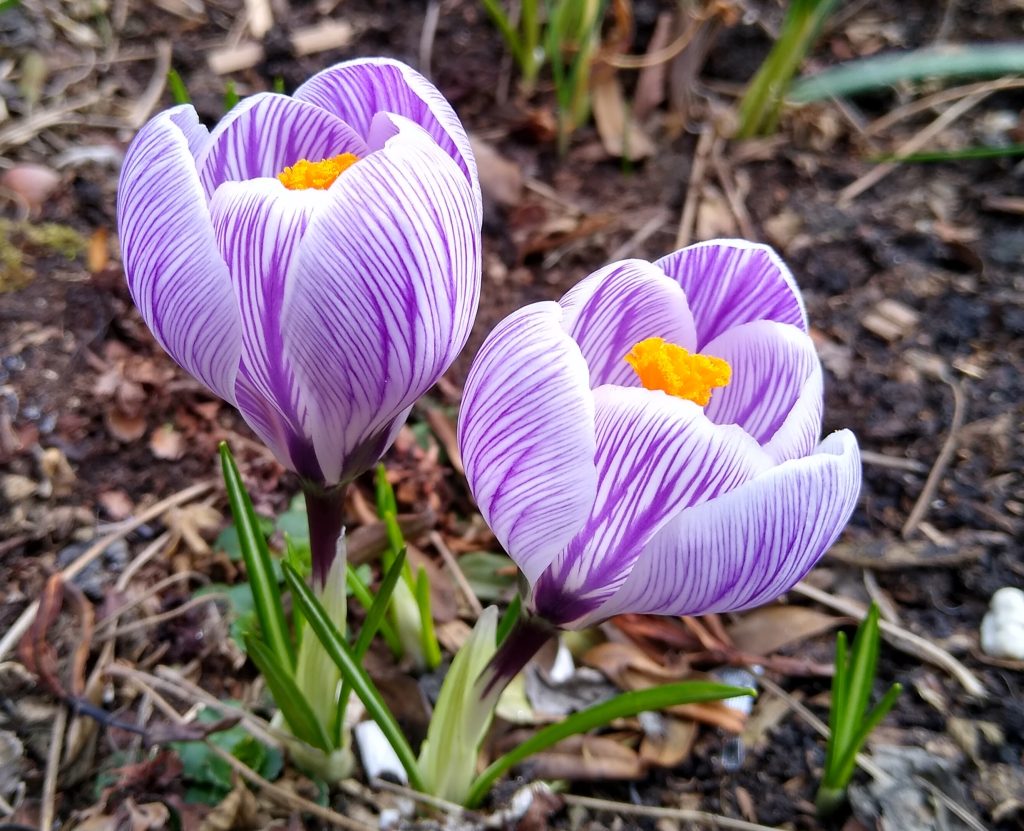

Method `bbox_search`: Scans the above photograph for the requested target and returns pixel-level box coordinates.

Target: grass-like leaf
[336,550,409,740]
[415,567,442,670]
[496,594,522,646]
[245,636,332,752]
[167,68,191,105]
[464,681,752,808]
[346,565,401,657]
[220,442,293,669]
[282,562,424,791]
[790,43,1024,103]
[873,144,1024,163]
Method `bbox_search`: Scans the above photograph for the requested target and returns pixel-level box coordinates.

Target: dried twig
[865,77,1024,137]
[120,673,374,830]
[792,582,986,697]
[675,127,717,248]
[430,531,483,618]
[561,793,781,831]
[710,141,756,240]
[902,373,966,539]
[419,0,441,78]
[39,705,68,831]
[839,86,997,204]
[0,481,215,662]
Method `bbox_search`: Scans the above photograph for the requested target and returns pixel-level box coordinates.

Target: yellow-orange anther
[625,337,731,406]
[277,153,360,190]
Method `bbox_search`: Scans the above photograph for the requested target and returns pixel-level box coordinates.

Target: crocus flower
[118,58,481,492]
[459,241,860,630]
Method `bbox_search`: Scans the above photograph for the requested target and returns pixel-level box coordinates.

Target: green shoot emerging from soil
[735,0,840,138]
[817,602,902,818]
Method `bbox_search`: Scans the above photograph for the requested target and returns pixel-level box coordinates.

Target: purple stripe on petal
[117,108,241,403]
[532,385,770,625]
[702,320,820,446]
[210,179,324,453]
[763,366,823,464]
[558,259,698,389]
[166,104,210,160]
[585,430,860,624]
[293,58,480,217]
[196,93,369,197]
[458,302,598,584]
[656,240,807,348]
[282,116,480,485]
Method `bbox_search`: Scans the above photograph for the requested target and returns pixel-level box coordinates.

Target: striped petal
[702,321,821,448]
[282,116,480,485]
[196,93,369,197]
[656,240,807,348]
[294,57,480,211]
[763,365,823,464]
[209,178,327,480]
[117,107,241,403]
[458,302,597,584]
[532,386,770,626]
[586,430,861,623]
[558,259,697,388]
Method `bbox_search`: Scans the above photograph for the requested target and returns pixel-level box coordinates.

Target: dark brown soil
[1,0,1022,828]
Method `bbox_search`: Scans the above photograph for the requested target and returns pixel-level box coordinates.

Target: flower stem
[479,614,555,697]
[303,485,346,587]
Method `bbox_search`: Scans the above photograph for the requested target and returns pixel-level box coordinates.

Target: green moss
[0,218,88,292]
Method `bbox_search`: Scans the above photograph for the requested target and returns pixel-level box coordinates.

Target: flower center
[625,337,731,406]
[277,153,360,190]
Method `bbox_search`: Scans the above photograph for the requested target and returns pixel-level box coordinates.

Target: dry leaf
[521,734,644,781]
[470,135,523,208]
[583,641,689,685]
[98,489,134,520]
[1,164,60,212]
[88,227,109,273]
[639,714,697,768]
[104,408,147,443]
[727,605,844,656]
[590,68,655,160]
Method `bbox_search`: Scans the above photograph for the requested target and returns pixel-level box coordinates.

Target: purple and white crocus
[117,59,481,579]
[459,240,860,633]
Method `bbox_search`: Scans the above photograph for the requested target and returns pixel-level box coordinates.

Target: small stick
[38,704,68,831]
[97,592,230,642]
[0,480,214,662]
[859,450,928,473]
[430,531,483,618]
[121,673,374,831]
[675,127,716,248]
[839,88,994,205]
[902,374,966,539]
[371,777,467,816]
[710,141,756,240]
[865,77,1024,137]
[792,582,986,697]
[561,792,781,831]
[419,0,440,78]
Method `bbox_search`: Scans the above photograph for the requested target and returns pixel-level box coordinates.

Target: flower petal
[117,108,241,403]
[586,430,861,623]
[762,365,823,464]
[656,240,807,347]
[532,386,770,625]
[166,104,210,159]
[458,302,598,584]
[196,93,369,197]
[209,179,328,479]
[281,116,480,485]
[294,58,479,206]
[702,321,821,447]
[558,259,697,388]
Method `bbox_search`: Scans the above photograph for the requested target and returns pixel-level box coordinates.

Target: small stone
[980,587,1024,660]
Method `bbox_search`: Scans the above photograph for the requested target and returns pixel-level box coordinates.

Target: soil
[1,0,1022,829]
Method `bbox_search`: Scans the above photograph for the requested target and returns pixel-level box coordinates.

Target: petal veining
[532,385,770,625]
[586,430,861,624]
[558,259,698,388]
[657,240,807,347]
[702,320,820,445]
[196,93,369,197]
[458,302,598,584]
[117,108,241,403]
[282,117,480,484]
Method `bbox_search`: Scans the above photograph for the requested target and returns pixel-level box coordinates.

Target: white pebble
[354,720,408,784]
[980,587,1024,661]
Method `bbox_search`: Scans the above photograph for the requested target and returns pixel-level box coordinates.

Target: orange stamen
[625,337,731,406]
[277,153,360,190]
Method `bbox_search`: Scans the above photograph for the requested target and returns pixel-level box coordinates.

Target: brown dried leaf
[105,407,147,443]
[1,164,60,212]
[469,136,523,208]
[639,715,697,768]
[727,605,844,656]
[98,489,134,520]
[522,734,643,781]
[591,69,655,159]
[583,641,689,685]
